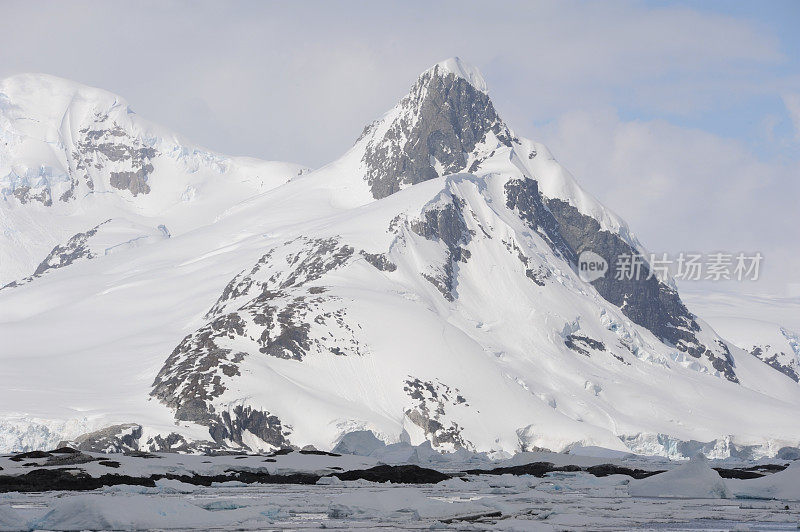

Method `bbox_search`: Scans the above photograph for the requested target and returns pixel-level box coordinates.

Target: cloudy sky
[1,0,798,295]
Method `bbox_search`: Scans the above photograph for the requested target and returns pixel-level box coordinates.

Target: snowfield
[1,58,799,469]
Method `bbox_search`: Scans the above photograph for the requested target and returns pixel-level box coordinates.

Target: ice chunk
[727,461,800,501]
[154,478,200,493]
[628,455,731,499]
[333,430,386,456]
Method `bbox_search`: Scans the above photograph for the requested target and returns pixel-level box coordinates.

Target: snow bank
[727,461,800,501]
[629,455,731,499]
[568,445,635,459]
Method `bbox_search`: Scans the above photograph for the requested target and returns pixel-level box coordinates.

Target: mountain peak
[357,58,511,199]
[427,57,488,94]
[0,73,128,124]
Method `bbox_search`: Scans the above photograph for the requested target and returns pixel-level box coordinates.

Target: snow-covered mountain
[2,60,799,458]
[719,320,799,382]
[0,73,306,285]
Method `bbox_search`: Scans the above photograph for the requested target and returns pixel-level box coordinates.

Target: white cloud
[0,0,788,165]
[535,108,800,294]
[783,93,800,140]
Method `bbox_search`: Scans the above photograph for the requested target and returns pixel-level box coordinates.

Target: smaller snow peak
[429,57,488,94]
[0,73,121,109]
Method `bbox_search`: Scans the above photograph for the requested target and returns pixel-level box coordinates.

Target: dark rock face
[151,313,248,421]
[12,185,52,206]
[0,469,157,493]
[504,178,575,264]
[360,251,397,272]
[152,237,363,449]
[403,378,470,449]
[110,167,153,196]
[11,450,98,467]
[713,467,764,479]
[207,238,355,318]
[151,312,294,449]
[544,198,737,382]
[207,405,292,450]
[8,451,51,462]
[7,112,156,205]
[585,464,664,479]
[299,449,341,456]
[33,220,109,277]
[48,447,80,454]
[524,265,550,286]
[44,453,97,467]
[2,220,111,290]
[65,423,143,453]
[750,346,800,382]
[59,425,226,454]
[410,195,474,301]
[362,65,513,199]
[333,464,450,484]
[69,113,157,197]
[0,461,450,492]
[564,335,606,356]
[0,468,316,493]
[248,297,313,361]
[465,461,663,480]
[504,177,737,382]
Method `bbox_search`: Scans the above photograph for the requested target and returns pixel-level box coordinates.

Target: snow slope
[682,288,800,383]
[1,60,799,457]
